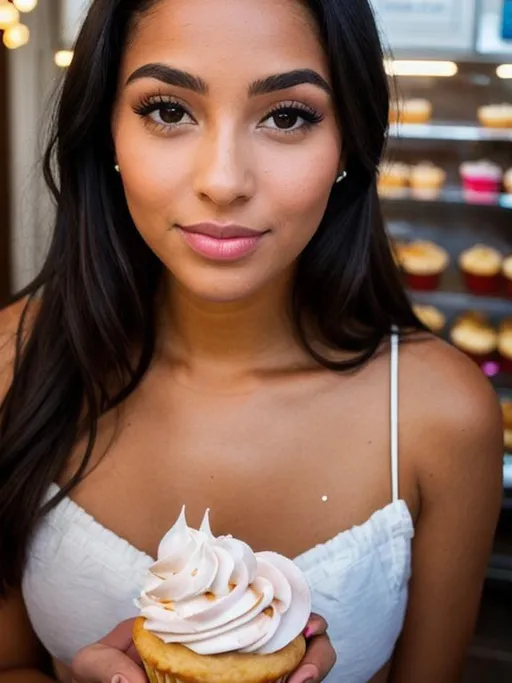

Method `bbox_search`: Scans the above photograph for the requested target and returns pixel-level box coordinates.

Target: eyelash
[133,95,324,135]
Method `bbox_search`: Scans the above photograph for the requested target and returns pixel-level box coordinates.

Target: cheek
[114,119,182,227]
[262,142,339,242]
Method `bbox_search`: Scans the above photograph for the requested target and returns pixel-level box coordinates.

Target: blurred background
[0,0,511,679]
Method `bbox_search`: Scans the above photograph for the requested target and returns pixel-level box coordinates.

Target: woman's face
[112,0,342,303]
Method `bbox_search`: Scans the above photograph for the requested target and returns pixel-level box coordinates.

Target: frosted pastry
[459,244,503,296]
[133,508,311,683]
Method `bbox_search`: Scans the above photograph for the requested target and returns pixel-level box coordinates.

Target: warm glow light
[496,64,512,79]
[3,22,30,49]
[384,59,458,77]
[0,1,20,29]
[13,0,38,12]
[54,50,74,67]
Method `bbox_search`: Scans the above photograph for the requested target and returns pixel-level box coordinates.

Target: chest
[60,365,414,560]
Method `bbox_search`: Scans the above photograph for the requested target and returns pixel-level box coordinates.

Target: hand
[71,618,147,683]
[288,614,336,683]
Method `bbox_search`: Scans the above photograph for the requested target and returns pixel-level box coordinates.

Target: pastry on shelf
[396,240,449,291]
[378,162,409,198]
[450,311,497,366]
[501,399,512,451]
[413,304,446,334]
[459,244,503,296]
[505,168,512,195]
[410,162,446,200]
[477,103,512,129]
[498,318,512,375]
[390,98,432,125]
[502,254,512,299]
[459,160,503,203]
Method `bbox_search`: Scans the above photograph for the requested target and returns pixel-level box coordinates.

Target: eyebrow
[126,64,332,97]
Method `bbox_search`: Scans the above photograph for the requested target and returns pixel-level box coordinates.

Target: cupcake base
[133,618,306,683]
[462,271,502,296]
[143,669,290,683]
[404,271,443,291]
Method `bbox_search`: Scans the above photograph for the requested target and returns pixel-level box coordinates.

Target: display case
[381,58,512,580]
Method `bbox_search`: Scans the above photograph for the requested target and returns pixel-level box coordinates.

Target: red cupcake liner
[404,271,442,291]
[461,271,502,296]
[504,277,512,300]
[461,176,502,194]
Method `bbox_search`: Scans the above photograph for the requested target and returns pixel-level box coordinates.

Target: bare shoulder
[0,297,35,398]
[398,332,503,498]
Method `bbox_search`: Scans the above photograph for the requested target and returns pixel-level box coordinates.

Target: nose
[193,125,254,206]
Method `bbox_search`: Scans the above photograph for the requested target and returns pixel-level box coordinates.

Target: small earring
[335,170,347,184]
[114,164,120,173]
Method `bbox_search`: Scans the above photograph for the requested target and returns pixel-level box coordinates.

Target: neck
[156,271,307,380]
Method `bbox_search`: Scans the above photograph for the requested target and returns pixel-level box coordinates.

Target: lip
[176,222,268,262]
[179,222,264,239]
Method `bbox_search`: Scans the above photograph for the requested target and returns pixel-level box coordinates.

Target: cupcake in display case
[413,304,446,334]
[410,163,446,200]
[396,241,449,291]
[378,162,409,198]
[477,104,512,129]
[459,160,503,202]
[399,99,432,124]
[501,399,512,452]
[505,168,512,196]
[450,312,498,366]
[499,318,512,375]
[502,255,512,299]
[133,507,311,683]
[459,244,503,296]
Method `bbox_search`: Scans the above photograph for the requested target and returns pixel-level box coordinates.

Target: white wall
[8,2,60,292]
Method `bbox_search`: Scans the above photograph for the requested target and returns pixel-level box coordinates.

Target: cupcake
[413,304,446,334]
[396,240,449,291]
[502,255,512,299]
[504,168,512,195]
[459,244,503,296]
[133,508,311,683]
[499,318,512,375]
[450,312,497,365]
[410,162,446,200]
[402,99,432,124]
[477,104,512,129]
[501,399,512,451]
[378,162,409,198]
[459,160,503,202]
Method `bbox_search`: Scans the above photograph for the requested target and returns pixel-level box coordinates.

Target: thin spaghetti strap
[390,326,399,502]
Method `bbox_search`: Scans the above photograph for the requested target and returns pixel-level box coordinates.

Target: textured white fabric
[22,332,413,682]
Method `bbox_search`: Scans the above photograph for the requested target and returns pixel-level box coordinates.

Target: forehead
[122,0,328,83]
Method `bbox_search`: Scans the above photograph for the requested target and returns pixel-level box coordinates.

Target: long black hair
[0,0,423,594]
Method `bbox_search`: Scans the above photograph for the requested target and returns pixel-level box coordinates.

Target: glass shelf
[389,122,512,143]
[381,188,512,210]
[505,455,512,490]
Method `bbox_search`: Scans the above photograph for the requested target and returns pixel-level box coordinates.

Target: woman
[0,0,503,681]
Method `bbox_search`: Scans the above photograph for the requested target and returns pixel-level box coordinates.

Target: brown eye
[158,104,186,124]
[272,111,299,129]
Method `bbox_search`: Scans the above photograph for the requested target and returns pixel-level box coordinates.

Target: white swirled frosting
[136,507,311,655]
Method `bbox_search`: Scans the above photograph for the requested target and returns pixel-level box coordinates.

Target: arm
[0,588,55,681]
[389,340,503,682]
[0,302,56,681]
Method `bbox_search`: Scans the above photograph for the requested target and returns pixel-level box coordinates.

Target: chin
[170,272,265,304]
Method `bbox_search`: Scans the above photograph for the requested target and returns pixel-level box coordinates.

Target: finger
[288,634,337,683]
[72,644,147,683]
[72,620,146,683]
[101,619,142,665]
[100,619,137,652]
[303,613,328,639]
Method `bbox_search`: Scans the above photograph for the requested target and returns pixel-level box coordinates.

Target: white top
[22,330,414,682]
